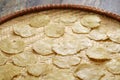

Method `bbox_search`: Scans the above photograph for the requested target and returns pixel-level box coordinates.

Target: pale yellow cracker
[13,23,35,37]
[0,38,25,54]
[88,29,108,40]
[80,15,101,28]
[75,64,104,80]
[86,47,111,60]
[29,15,50,28]
[53,56,81,68]
[0,63,23,80]
[33,39,53,55]
[72,21,91,34]
[13,52,37,67]
[107,29,120,43]
[45,22,65,38]
[27,63,51,76]
[106,59,120,74]
[60,14,77,25]
[78,36,93,50]
[102,42,120,53]
[52,38,80,55]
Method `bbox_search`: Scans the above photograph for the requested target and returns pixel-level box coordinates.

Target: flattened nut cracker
[88,29,108,40]
[68,56,81,66]
[43,70,75,80]
[72,21,91,34]
[0,63,23,80]
[75,64,104,80]
[13,52,37,67]
[52,38,80,55]
[29,15,50,28]
[53,56,70,68]
[60,14,77,24]
[107,30,120,43]
[102,42,120,53]
[80,15,101,28]
[0,38,25,54]
[13,23,35,37]
[53,56,81,68]
[0,53,8,65]
[86,47,111,60]
[45,22,65,38]
[33,39,53,55]
[27,63,51,76]
[106,59,120,74]
[78,37,93,50]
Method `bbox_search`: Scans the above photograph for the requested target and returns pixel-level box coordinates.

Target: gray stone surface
[0,0,120,17]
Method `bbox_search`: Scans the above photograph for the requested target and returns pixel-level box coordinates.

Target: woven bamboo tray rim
[0,4,120,24]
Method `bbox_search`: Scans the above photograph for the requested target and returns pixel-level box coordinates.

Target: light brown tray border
[0,4,120,24]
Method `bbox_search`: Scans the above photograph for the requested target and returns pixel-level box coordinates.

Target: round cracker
[107,29,120,43]
[102,42,120,53]
[0,38,25,54]
[75,64,104,80]
[106,59,120,74]
[78,37,93,50]
[72,21,91,34]
[80,15,101,28]
[53,56,81,69]
[53,56,70,68]
[88,29,108,40]
[29,15,50,28]
[52,38,80,55]
[45,22,65,38]
[60,14,77,25]
[13,24,35,37]
[86,47,111,61]
[33,39,53,55]
[0,63,23,80]
[27,63,51,76]
[13,52,37,67]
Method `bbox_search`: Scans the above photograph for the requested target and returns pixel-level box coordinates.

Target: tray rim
[0,4,120,24]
